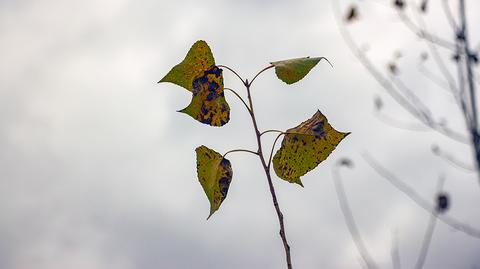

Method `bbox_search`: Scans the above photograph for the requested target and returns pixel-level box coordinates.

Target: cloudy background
[1,0,479,268]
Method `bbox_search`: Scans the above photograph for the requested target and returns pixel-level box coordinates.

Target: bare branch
[363,152,480,238]
[431,144,475,172]
[332,162,380,269]
[332,0,469,144]
[414,177,445,269]
[391,230,402,269]
[396,9,455,50]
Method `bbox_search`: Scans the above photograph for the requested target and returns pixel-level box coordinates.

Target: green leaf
[271,57,330,85]
[159,40,215,91]
[179,66,230,126]
[272,110,349,186]
[195,145,233,219]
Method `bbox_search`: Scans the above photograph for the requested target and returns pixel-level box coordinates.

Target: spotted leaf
[179,66,230,126]
[158,40,215,92]
[273,110,349,186]
[195,146,233,219]
[271,57,330,85]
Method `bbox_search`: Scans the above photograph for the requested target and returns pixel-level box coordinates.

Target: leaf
[158,40,215,92]
[195,146,233,219]
[179,66,230,126]
[272,110,349,186]
[271,57,330,85]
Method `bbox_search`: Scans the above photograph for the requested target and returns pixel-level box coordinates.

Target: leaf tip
[207,209,215,220]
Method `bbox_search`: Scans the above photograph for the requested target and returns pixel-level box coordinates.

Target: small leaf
[159,40,215,92]
[271,57,330,85]
[273,110,349,186]
[179,66,230,126]
[195,145,233,219]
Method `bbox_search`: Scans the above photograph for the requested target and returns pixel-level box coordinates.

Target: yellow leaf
[195,146,233,219]
[159,40,215,92]
[273,110,349,186]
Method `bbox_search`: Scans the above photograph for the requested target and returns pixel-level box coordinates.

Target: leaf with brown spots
[272,110,349,186]
[179,66,230,126]
[158,40,215,92]
[271,57,331,85]
[195,145,233,219]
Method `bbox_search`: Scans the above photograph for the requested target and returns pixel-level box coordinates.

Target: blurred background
[0,0,479,268]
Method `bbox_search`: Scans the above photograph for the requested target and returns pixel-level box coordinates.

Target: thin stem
[418,64,459,96]
[391,230,402,269]
[260,129,284,136]
[223,149,259,158]
[459,0,480,185]
[432,145,475,172]
[225,87,252,114]
[245,81,292,269]
[218,64,246,85]
[332,164,380,269]
[374,110,429,131]
[363,152,480,239]
[248,65,275,87]
[267,132,286,170]
[459,0,478,127]
[441,0,458,31]
[414,177,445,269]
[397,9,455,50]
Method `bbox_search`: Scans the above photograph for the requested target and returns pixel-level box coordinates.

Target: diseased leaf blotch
[195,146,233,219]
[273,110,349,186]
[271,57,330,85]
[159,40,215,91]
[179,66,230,126]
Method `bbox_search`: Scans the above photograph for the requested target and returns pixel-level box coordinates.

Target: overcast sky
[1,0,479,268]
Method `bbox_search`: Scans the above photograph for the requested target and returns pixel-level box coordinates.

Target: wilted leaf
[159,40,215,91]
[271,57,330,85]
[345,5,358,22]
[195,145,233,219]
[179,66,230,126]
[273,110,350,186]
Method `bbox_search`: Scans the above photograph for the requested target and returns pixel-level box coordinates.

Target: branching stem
[245,78,293,268]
